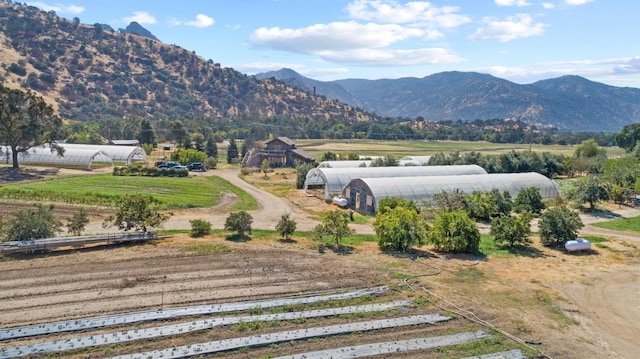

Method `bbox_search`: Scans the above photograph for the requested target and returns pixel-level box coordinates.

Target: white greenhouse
[398,156,432,166]
[304,165,488,200]
[343,172,560,215]
[317,160,373,168]
[0,144,146,170]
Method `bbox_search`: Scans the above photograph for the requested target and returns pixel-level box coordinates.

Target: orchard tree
[539,207,584,247]
[6,204,62,241]
[190,219,212,237]
[513,187,545,215]
[170,148,206,165]
[314,210,354,246]
[377,197,420,215]
[614,123,640,153]
[275,213,297,240]
[0,85,65,168]
[429,210,480,253]
[490,212,533,247]
[374,206,429,252]
[571,176,610,209]
[103,194,170,233]
[67,208,89,236]
[224,210,253,238]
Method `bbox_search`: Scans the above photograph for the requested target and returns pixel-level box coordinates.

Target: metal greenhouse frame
[304,165,489,200]
[61,144,146,165]
[344,172,560,215]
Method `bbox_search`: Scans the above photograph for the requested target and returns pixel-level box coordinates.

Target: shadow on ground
[0,167,59,183]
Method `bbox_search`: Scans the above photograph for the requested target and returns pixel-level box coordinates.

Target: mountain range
[0,2,638,132]
[256,69,640,132]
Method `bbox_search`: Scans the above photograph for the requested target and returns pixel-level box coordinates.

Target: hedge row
[113,166,189,177]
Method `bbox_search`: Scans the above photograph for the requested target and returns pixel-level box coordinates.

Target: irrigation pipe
[403,273,553,359]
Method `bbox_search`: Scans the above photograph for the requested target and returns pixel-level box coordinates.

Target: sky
[25,0,640,88]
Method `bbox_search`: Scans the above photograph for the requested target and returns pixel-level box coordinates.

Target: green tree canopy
[539,207,584,247]
[137,118,157,146]
[275,213,297,240]
[374,205,429,252]
[429,210,480,253]
[103,194,170,233]
[5,204,62,241]
[67,208,89,236]
[0,85,65,168]
[224,211,253,238]
[170,148,207,165]
[490,212,532,247]
[513,187,545,215]
[571,176,610,209]
[615,123,640,152]
[314,210,354,246]
[227,138,239,164]
[377,197,420,215]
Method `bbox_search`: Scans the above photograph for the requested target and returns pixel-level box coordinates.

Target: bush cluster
[112,166,188,177]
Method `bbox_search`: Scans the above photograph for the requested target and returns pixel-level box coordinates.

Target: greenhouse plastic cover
[305,165,488,200]
[348,172,559,209]
[1,145,112,169]
[0,144,146,168]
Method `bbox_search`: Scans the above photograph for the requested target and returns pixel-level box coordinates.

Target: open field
[295,139,627,159]
[0,142,639,358]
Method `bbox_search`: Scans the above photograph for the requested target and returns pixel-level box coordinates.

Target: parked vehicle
[158,162,187,170]
[188,162,206,171]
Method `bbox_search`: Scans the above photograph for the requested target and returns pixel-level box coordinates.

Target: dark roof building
[242,137,315,168]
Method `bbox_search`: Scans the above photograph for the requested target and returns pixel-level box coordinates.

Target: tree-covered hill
[0,2,371,123]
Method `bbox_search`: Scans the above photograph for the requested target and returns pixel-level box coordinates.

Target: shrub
[275,213,297,240]
[539,207,584,247]
[429,210,480,253]
[490,212,532,247]
[513,187,545,215]
[224,211,253,238]
[190,219,212,237]
[374,205,429,252]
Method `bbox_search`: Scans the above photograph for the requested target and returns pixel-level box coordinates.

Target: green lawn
[296,139,625,159]
[592,215,640,233]
[0,174,258,210]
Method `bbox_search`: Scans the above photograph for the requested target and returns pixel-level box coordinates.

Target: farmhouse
[242,137,315,168]
[344,172,560,215]
[304,165,488,201]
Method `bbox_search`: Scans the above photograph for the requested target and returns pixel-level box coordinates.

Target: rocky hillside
[259,69,640,132]
[0,2,370,123]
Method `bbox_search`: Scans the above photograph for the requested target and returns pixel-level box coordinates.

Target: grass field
[0,174,258,210]
[592,215,640,233]
[295,139,625,159]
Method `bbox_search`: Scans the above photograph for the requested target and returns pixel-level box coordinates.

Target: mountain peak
[121,21,158,41]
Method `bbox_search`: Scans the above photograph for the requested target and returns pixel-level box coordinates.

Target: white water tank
[565,238,591,252]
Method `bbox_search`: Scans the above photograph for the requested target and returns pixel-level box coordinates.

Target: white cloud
[474,57,640,85]
[495,0,531,6]
[565,0,594,5]
[302,67,350,78]
[346,0,471,28]
[315,47,464,66]
[27,2,84,14]
[123,11,156,25]
[469,14,546,42]
[251,22,424,53]
[185,14,215,28]
[233,62,306,74]
[542,2,555,9]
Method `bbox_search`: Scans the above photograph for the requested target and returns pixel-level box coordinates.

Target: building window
[366,195,372,206]
[345,188,350,198]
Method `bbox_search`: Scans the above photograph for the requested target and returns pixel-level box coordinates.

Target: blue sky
[27,0,640,88]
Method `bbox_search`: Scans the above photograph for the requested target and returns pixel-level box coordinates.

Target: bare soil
[0,165,639,358]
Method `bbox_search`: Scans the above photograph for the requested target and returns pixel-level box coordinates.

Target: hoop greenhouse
[304,165,488,200]
[343,172,560,215]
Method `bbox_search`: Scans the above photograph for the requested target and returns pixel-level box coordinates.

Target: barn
[343,172,560,215]
[304,165,488,201]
